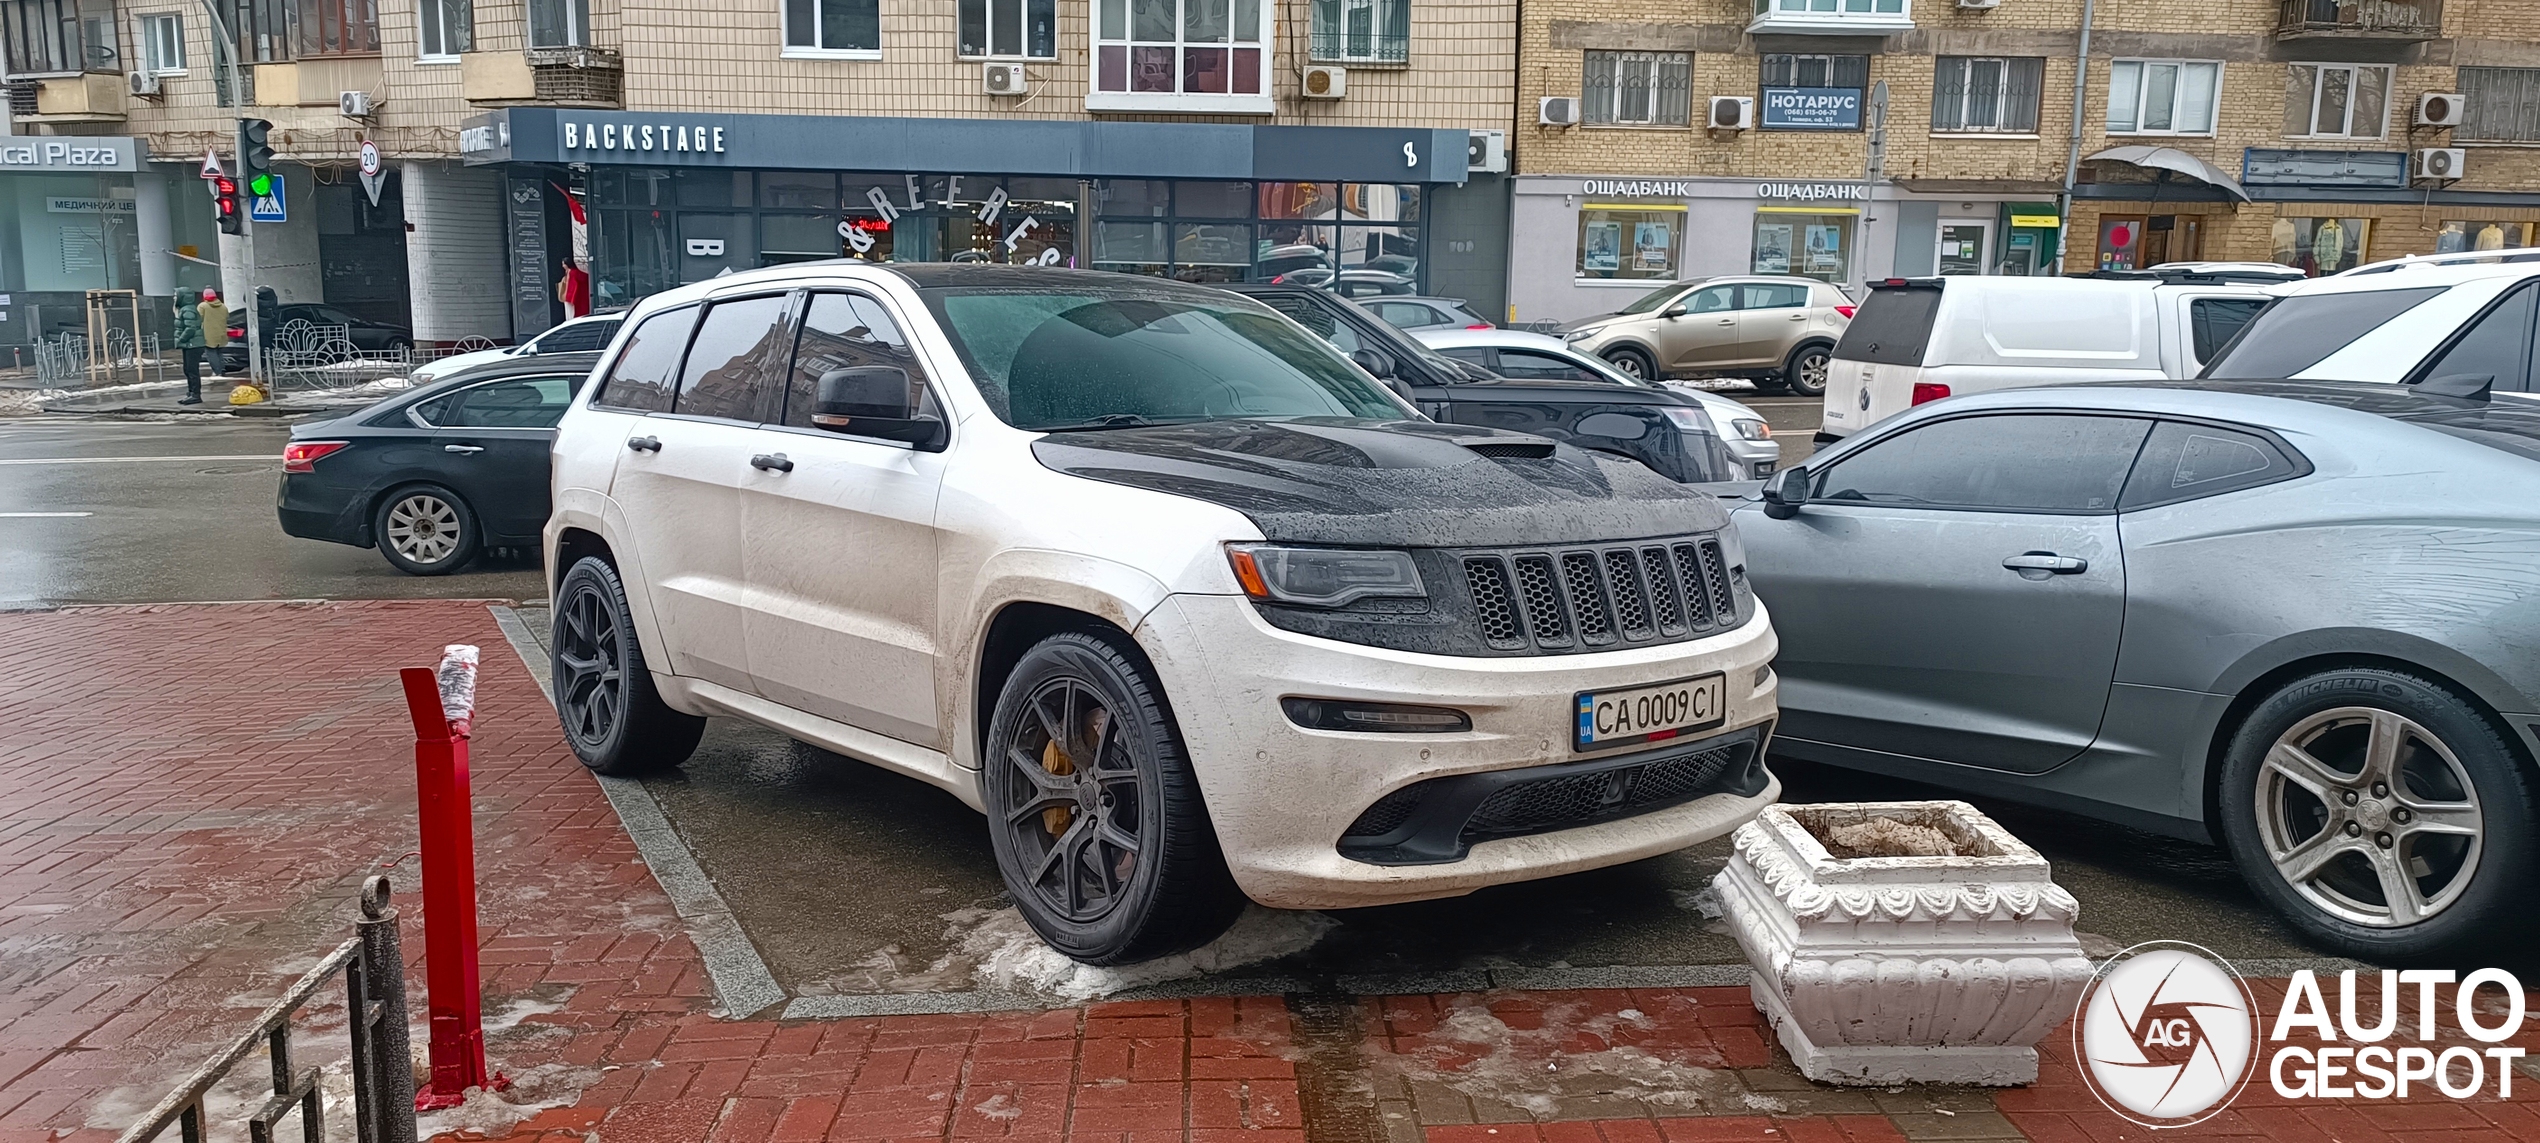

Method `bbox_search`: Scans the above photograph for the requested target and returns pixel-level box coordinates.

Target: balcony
[1750,0,1914,35]
[2276,0,2441,40]
[14,72,124,122]
[461,46,622,108]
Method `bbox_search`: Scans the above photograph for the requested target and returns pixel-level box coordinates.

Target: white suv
[2201,251,2540,399]
[545,264,1783,964]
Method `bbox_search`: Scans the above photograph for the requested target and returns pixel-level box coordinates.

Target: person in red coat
[557,258,592,319]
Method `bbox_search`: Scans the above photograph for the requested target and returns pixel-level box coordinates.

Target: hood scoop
[1462,440,1557,460]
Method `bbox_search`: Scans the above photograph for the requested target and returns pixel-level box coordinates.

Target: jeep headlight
[1226,544,1425,607]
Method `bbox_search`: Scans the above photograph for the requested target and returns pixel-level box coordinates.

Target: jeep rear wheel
[982,631,1244,964]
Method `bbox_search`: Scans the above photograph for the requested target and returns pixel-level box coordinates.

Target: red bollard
[399,645,509,1110]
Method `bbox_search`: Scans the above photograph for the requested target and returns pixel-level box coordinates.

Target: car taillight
[1834,305,1857,318]
[1910,383,1952,406]
[282,441,348,473]
[1466,322,1493,329]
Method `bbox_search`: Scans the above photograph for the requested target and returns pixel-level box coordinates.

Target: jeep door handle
[626,436,661,452]
[750,453,794,473]
[2002,551,2088,574]
[443,444,484,454]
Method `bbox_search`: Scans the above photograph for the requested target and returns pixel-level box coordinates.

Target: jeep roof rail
[2341,248,2540,276]
[2087,267,2299,286]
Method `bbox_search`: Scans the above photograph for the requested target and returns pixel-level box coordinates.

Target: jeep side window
[591,304,696,413]
[675,294,793,424]
[2414,283,2536,393]
[2187,298,2267,365]
[782,292,939,431]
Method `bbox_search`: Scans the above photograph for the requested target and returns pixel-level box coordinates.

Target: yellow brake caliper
[1041,737,1074,836]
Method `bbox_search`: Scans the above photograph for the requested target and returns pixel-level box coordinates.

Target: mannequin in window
[2477,223,2508,251]
[2313,218,2347,272]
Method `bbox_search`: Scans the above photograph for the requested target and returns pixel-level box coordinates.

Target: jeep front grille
[1460,536,1739,655]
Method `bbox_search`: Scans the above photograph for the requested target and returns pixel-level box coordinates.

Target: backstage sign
[2075,942,2529,1130]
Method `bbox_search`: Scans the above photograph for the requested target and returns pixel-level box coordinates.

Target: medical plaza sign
[0,137,141,172]
[1761,87,1862,130]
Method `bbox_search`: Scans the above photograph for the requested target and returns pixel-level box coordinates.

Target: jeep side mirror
[813,366,943,448]
[1574,411,1651,442]
[1349,348,1396,379]
[1761,465,1809,519]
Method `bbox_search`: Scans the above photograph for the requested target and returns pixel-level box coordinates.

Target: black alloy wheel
[1783,344,1831,398]
[552,557,705,776]
[2217,666,2537,961]
[983,632,1242,964]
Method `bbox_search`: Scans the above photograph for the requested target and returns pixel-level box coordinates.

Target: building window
[2461,67,2540,143]
[1309,0,1405,64]
[1932,57,2042,133]
[2269,216,2368,276]
[1760,53,1868,130]
[2436,220,2535,253]
[529,0,588,48]
[1093,180,1420,288]
[417,0,471,60]
[140,11,181,71]
[2107,59,2220,135]
[298,0,379,56]
[1583,51,1691,126]
[3,0,118,74]
[2285,64,2388,138]
[1092,0,1269,111]
[1754,211,1853,283]
[784,0,879,57]
[961,0,1054,58]
[1750,0,1908,29]
[1578,205,1684,280]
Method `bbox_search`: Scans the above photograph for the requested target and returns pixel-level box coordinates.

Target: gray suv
[1562,277,1854,397]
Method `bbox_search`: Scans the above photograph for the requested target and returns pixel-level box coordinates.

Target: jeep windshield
[919,288,1413,431]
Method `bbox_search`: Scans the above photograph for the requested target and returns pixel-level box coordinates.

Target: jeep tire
[552,556,707,776]
[982,631,1245,964]
[2216,666,2537,962]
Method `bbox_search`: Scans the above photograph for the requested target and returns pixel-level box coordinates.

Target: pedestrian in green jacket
[175,290,211,404]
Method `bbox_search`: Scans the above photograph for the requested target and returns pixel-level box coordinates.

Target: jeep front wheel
[982,631,1244,965]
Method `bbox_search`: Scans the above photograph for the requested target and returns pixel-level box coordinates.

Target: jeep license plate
[1575,674,1727,751]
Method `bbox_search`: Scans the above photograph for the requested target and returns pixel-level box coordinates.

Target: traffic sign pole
[235,125,263,392]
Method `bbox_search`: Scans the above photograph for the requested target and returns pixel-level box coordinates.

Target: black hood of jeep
[1029,418,1730,546]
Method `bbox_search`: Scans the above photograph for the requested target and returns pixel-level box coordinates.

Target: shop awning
[2084,146,2250,202]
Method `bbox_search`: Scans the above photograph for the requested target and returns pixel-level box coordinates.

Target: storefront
[0,136,165,345]
[1513,175,2069,324]
[463,108,1480,332]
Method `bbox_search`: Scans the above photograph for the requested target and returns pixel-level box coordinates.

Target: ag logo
[2075,942,2259,1128]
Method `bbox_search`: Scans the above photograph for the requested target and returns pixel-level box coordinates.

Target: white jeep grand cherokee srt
[545,263,1782,964]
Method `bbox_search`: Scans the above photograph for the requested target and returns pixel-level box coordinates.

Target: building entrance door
[1937,219,1992,275]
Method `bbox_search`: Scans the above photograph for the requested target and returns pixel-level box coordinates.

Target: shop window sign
[1761,87,1862,130]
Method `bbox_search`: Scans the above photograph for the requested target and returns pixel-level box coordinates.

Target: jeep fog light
[1227,544,1425,607]
[1281,697,1472,733]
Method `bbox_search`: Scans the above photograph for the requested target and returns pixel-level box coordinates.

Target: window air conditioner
[2417,92,2464,127]
[1302,65,1346,99]
[1709,96,1755,130]
[1957,0,2001,9]
[128,70,161,97]
[1539,96,1581,126]
[983,62,1029,96]
[1466,129,1508,173]
[2415,147,2466,180]
[339,90,374,118]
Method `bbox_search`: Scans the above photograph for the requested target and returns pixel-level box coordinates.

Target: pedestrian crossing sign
[248,174,286,223]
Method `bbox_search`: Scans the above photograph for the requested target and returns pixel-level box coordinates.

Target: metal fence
[116,877,418,1143]
[32,332,169,388]
[268,321,417,392]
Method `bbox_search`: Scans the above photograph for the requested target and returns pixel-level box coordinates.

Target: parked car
[2200,249,2540,400]
[411,313,626,386]
[1416,327,1781,479]
[1367,296,1496,333]
[1558,276,1855,397]
[276,353,602,575]
[1268,267,1419,298]
[1722,379,2540,960]
[1225,283,1742,483]
[546,264,1783,964]
[1817,271,2277,441]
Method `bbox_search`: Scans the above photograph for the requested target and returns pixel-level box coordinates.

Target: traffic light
[212,175,242,235]
[238,118,274,199]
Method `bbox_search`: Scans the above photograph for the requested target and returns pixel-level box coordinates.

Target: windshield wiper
[1038,413,1178,432]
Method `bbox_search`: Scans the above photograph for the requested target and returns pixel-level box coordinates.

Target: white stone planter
[1711,800,2095,1086]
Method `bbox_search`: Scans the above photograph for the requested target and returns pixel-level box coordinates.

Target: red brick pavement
[9,600,2540,1143]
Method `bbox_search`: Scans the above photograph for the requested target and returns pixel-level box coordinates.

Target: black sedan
[277,353,599,575]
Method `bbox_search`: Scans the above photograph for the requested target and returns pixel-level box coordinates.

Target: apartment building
[1511,0,2540,323]
[1,0,1517,348]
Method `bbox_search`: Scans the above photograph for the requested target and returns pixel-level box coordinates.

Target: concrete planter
[1711,800,2094,1086]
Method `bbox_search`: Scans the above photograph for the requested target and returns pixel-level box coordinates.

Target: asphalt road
[0,415,547,607]
[19,404,2338,1008]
